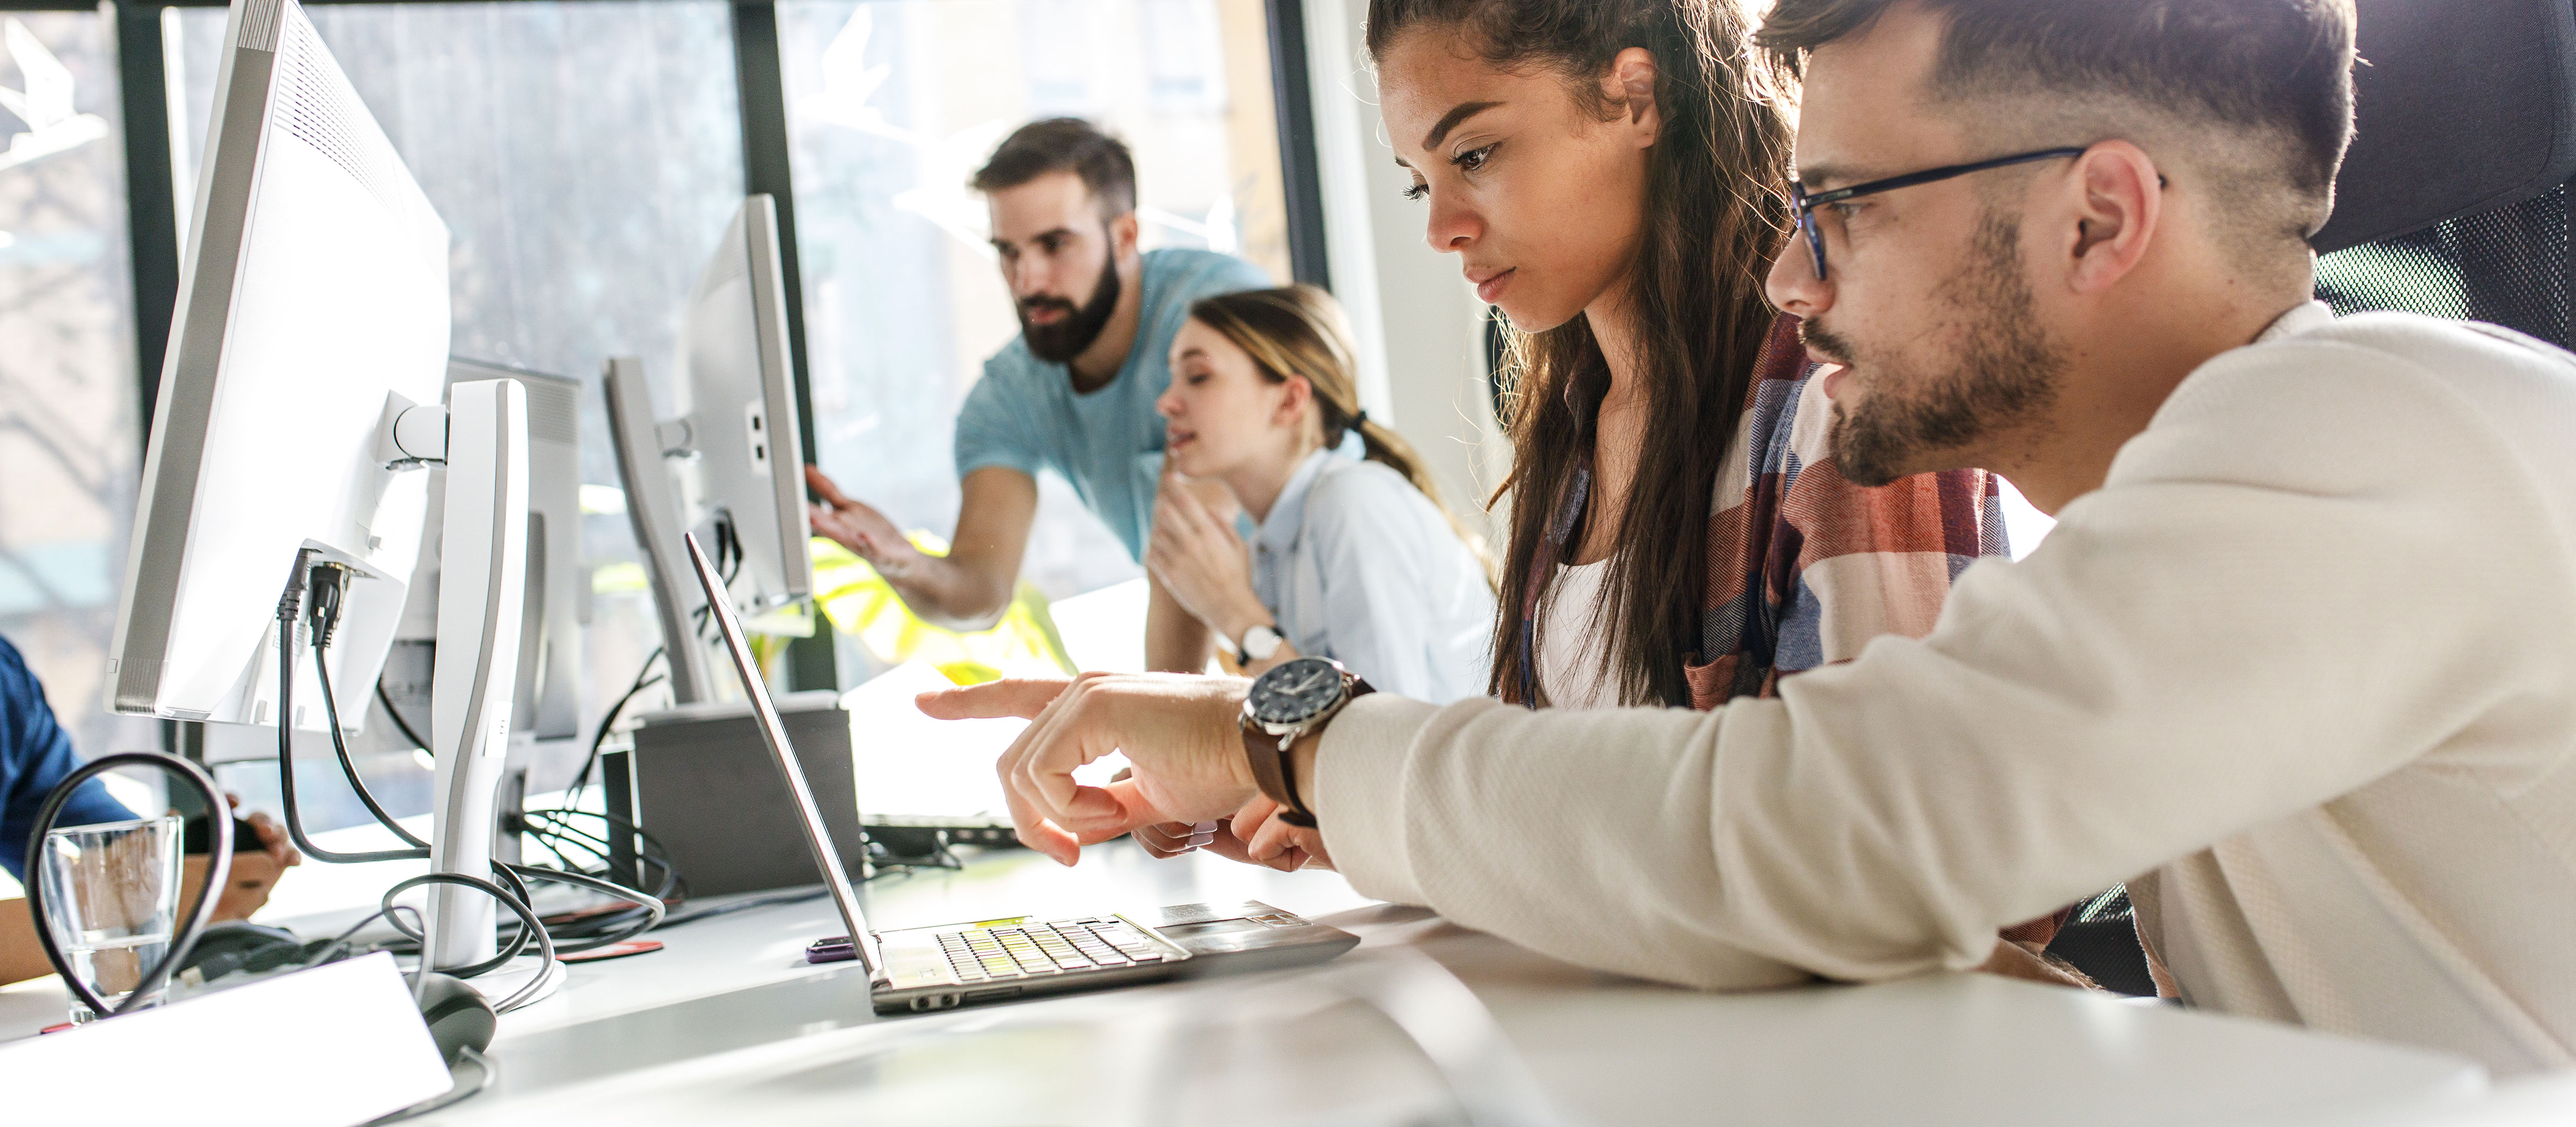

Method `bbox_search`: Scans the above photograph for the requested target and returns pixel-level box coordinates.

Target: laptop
[681,532,1361,1015]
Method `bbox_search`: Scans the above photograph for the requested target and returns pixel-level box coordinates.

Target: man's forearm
[884,554,1015,632]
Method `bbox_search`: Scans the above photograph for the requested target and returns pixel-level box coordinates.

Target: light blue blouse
[1248,450,1494,703]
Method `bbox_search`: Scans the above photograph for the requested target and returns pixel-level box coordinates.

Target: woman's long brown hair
[1367,0,1795,706]
[1188,285,1488,560]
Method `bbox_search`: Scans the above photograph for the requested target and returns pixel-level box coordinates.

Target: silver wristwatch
[1238,656,1373,828]
[1234,622,1285,666]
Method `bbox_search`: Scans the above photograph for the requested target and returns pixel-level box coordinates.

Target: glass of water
[37,815,184,1022]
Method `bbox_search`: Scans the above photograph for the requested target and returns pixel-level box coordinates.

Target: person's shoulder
[2180,308,2576,428]
[1305,458,1435,535]
[1145,248,1274,302]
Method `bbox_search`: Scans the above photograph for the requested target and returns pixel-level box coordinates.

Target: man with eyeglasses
[929,0,2576,1075]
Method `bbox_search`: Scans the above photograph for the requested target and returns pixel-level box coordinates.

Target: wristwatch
[1234,623,1285,667]
[1238,656,1373,828]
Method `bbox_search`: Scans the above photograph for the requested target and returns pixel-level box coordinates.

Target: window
[173,1,748,817]
[777,0,1291,613]
[0,12,153,766]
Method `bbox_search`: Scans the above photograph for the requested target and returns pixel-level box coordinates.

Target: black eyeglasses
[1791,147,2088,280]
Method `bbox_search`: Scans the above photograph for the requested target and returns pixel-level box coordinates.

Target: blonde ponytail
[1188,286,1491,575]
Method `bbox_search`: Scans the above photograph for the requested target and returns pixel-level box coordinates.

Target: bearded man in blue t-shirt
[806,118,1270,670]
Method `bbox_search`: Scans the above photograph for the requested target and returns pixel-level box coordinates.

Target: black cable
[375,681,431,755]
[274,561,429,866]
[522,808,682,904]
[363,1045,492,1125]
[21,752,231,1019]
[380,870,549,988]
[316,631,430,851]
[276,560,677,977]
[566,647,665,806]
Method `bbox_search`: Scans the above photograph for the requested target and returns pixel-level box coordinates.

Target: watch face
[1249,657,1344,725]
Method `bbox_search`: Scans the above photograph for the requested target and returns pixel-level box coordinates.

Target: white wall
[1300,0,1512,542]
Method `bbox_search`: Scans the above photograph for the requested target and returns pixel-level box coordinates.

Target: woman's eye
[1454,144,1496,173]
[1402,181,1428,201]
[1829,200,1864,218]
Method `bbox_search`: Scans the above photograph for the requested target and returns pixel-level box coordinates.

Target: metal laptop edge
[679,532,1358,1015]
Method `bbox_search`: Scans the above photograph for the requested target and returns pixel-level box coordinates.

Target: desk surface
[2,843,2491,1125]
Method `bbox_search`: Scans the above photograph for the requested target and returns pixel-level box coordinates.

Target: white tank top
[1535,559,1619,709]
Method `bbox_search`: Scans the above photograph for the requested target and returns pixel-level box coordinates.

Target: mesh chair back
[2317,185,2573,347]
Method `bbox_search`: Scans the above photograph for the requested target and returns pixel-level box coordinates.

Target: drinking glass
[37,814,184,1022]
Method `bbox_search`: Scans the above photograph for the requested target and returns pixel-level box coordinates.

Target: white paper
[0,952,452,1126]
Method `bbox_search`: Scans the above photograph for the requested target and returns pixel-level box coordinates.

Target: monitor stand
[422,377,533,972]
[602,355,718,705]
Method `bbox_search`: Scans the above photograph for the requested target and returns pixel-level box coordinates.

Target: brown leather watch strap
[1243,676,1373,829]
[1241,723,1297,813]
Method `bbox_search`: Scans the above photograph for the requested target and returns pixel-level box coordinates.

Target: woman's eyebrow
[1423,100,1504,149]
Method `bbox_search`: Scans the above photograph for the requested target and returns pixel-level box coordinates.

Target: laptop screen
[682,531,885,980]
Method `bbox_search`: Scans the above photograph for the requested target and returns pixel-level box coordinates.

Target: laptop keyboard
[936,918,1167,983]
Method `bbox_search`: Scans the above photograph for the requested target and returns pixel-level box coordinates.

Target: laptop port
[963,986,1022,1002]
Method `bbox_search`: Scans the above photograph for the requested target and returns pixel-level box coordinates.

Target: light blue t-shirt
[953,248,1273,560]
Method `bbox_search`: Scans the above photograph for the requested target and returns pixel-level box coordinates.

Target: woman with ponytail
[1144,285,1495,702]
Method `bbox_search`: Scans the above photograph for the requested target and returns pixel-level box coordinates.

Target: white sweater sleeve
[1308,329,2575,989]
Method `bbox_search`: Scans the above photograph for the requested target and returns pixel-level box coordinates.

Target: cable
[380,871,554,1007]
[565,646,665,807]
[316,633,430,851]
[363,1045,492,1125]
[274,559,428,866]
[273,559,671,991]
[375,681,432,754]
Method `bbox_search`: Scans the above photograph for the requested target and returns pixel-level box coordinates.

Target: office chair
[2044,0,2576,998]
[2313,0,2576,341]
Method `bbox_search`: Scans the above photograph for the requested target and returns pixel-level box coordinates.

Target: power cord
[269,557,668,1008]
[374,681,431,755]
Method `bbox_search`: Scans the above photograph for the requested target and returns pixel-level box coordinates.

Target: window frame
[28,0,1327,757]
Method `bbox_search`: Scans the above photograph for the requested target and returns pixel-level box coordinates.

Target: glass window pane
[0,12,151,769]
[174,2,745,817]
[777,0,1290,625]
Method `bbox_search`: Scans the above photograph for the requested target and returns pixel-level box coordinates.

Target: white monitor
[109,0,449,731]
[108,0,531,974]
[604,194,813,702]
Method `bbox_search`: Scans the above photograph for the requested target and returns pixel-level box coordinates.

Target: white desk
[0,843,2493,1124]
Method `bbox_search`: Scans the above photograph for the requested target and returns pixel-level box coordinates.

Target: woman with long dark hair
[1366,0,2000,712]
[1211,0,2086,979]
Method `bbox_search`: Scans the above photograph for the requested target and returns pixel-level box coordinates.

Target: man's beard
[1820,211,2065,487]
[1020,254,1123,364]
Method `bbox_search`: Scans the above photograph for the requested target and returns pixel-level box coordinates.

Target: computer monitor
[604,194,813,702]
[386,360,586,747]
[108,0,530,973]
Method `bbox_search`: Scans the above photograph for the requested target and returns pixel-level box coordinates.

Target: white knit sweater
[1311,303,2576,1075]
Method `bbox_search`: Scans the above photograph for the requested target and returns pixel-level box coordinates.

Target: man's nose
[1765,239,1833,321]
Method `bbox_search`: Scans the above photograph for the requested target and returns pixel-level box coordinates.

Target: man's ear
[1110,210,1143,260]
[2061,141,2161,294]
[1606,47,1661,147]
